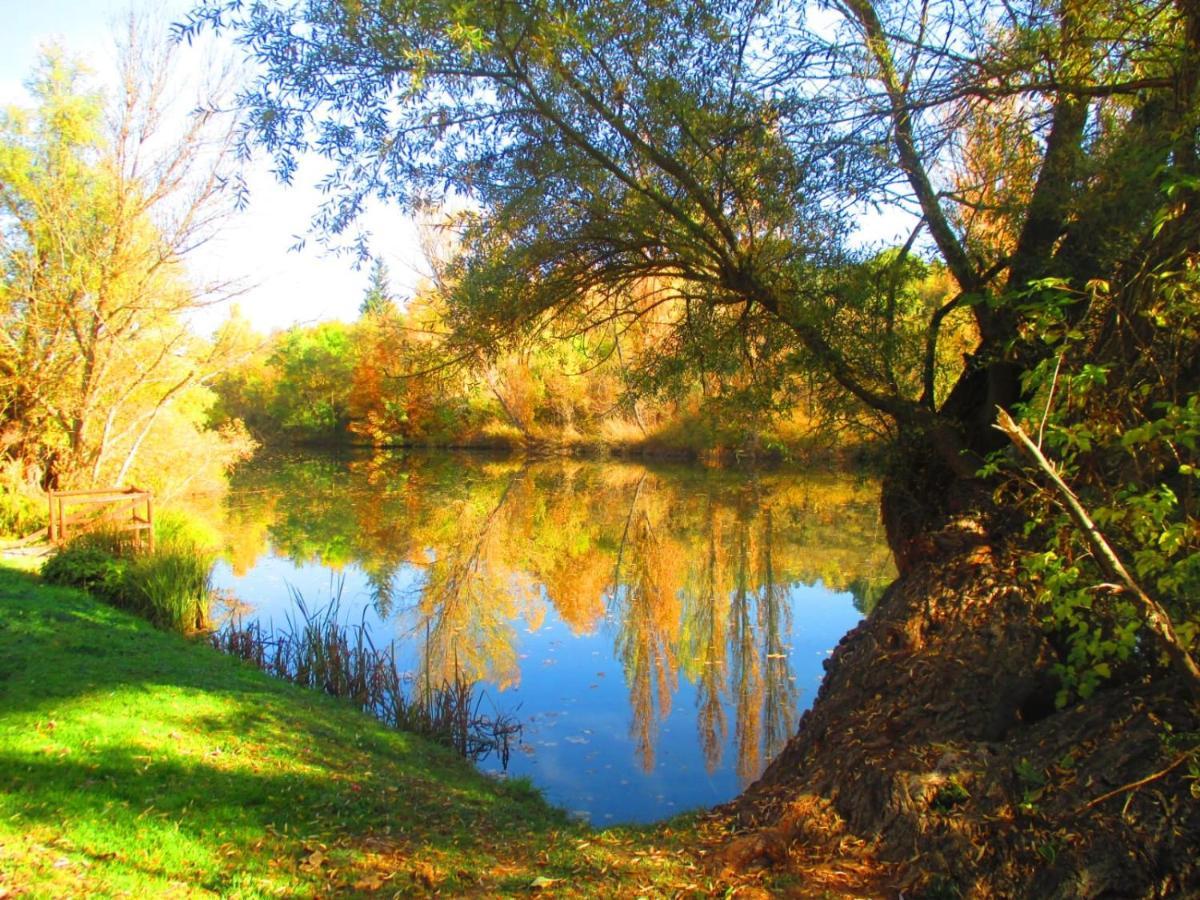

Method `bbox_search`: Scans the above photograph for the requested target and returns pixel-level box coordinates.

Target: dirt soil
[712,516,1200,898]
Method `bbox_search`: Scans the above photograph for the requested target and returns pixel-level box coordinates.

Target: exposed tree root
[709,517,1200,897]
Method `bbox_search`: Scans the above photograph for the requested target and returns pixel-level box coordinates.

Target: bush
[154,509,221,553]
[42,524,214,634]
[0,459,46,539]
[61,525,139,557]
[42,544,127,601]
[0,488,45,539]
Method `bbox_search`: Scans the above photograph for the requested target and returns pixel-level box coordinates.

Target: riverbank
[0,562,880,897]
[252,422,883,469]
[723,517,1200,896]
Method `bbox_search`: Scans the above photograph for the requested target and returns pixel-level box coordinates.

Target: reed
[123,541,212,632]
[211,591,521,768]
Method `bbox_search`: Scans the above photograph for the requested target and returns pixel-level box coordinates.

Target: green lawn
[0,563,746,897]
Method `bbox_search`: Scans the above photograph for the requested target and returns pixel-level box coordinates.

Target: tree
[182,0,1200,889]
[267,322,355,441]
[0,21,242,490]
[359,256,395,317]
[182,0,1200,646]
[181,0,1193,463]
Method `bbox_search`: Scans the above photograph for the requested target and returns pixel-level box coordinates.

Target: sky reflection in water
[210,451,892,824]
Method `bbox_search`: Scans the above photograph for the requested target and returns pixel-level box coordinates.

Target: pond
[209,450,893,824]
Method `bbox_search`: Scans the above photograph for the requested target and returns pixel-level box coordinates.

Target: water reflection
[213,451,893,821]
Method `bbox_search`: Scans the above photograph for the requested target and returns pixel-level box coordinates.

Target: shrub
[62,525,139,557]
[154,509,221,553]
[0,489,45,539]
[0,459,47,539]
[42,521,215,634]
[42,544,127,601]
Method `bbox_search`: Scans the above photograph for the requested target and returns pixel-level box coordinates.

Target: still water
[210,451,892,824]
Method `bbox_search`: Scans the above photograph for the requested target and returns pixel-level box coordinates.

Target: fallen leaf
[300,850,326,872]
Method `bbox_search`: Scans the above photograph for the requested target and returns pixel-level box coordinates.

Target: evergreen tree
[359,257,394,318]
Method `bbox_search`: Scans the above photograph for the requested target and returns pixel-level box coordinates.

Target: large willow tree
[185,0,1200,890]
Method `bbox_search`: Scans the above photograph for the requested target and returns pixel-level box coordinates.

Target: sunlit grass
[0,563,769,897]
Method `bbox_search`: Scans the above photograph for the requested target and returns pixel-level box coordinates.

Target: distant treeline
[210,254,969,461]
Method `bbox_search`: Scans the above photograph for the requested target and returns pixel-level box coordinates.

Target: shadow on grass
[0,567,708,896]
[1,743,567,894]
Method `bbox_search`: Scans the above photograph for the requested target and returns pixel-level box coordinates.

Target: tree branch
[837,0,981,295]
[995,408,1200,698]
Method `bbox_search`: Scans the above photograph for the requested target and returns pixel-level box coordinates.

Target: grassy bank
[0,562,778,897]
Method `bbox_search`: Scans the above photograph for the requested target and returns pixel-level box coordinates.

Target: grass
[123,540,212,631]
[0,562,780,898]
[42,527,212,633]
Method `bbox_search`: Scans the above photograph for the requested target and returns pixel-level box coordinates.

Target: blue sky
[0,0,426,334]
[2,1,913,335]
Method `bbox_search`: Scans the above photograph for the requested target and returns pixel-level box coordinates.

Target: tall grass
[211,591,521,768]
[123,542,212,631]
[43,524,213,634]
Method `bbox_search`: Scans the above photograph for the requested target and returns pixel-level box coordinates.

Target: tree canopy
[0,24,251,496]
[184,0,1200,699]
[182,0,1197,457]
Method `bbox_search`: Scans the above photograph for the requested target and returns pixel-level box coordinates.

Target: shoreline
[1,561,808,896]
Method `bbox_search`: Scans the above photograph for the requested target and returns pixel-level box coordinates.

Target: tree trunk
[716,484,1200,896]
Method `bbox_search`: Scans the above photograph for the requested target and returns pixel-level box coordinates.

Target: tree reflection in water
[215,450,892,793]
